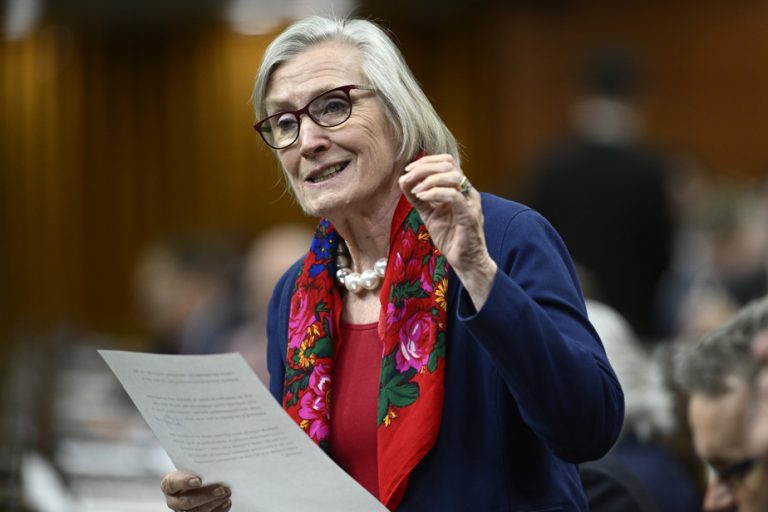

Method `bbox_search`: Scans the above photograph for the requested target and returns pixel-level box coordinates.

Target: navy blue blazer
[266,194,624,511]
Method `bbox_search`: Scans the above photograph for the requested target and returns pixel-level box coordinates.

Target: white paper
[98,350,387,512]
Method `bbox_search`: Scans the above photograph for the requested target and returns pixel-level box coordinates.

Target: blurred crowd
[523,48,768,512]
[133,224,313,384]
[0,224,312,511]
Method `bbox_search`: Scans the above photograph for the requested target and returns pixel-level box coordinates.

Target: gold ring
[457,176,472,197]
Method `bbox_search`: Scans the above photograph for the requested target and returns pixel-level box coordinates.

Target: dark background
[3,0,767,343]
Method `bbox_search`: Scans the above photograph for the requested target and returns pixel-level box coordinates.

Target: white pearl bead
[344,272,362,292]
[360,270,380,290]
[374,258,387,277]
[336,267,350,284]
[333,245,387,293]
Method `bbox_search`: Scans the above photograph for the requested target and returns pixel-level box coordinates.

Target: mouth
[306,161,350,184]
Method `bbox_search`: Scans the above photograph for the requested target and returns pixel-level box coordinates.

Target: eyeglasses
[254,84,375,150]
[711,456,759,489]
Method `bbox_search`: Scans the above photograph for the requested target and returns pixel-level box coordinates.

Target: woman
[161,15,624,512]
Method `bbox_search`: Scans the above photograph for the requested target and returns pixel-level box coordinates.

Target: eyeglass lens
[260,88,353,149]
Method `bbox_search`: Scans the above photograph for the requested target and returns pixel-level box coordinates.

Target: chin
[296,202,320,219]
[285,183,322,218]
[296,195,341,220]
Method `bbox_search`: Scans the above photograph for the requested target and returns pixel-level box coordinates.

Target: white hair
[251,15,459,164]
[587,300,676,441]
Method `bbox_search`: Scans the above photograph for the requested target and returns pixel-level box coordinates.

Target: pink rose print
[298,363,332,442]
[288,286,320,349]
[396,309,434,373]
[420,253,436,293]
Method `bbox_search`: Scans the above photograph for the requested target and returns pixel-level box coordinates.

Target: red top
[330,321,380,499]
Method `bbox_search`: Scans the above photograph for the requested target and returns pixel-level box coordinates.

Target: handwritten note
[99,351,387,512]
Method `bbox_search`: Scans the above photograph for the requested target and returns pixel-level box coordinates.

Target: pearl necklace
[335,241,387,293]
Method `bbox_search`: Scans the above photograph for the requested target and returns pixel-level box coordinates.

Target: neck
[329,188,401,271]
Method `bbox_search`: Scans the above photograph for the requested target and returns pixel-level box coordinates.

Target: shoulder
[270,256,305,309]
[479,193,561,253]
[480,192,538,230]
[479,192,549,224]
[266,255,305,360]
[479,191,529,215]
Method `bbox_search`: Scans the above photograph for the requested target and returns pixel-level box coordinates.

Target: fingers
[166,486,231,512]
[168,495,231,512]
[400,154,472,205]
[161,472,231,512]
[213,501,233,512]
[161,472,203,496]
[409,185,466,206]
[402,155,459,187]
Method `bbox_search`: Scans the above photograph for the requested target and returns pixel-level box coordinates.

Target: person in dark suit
[527,48,674,343]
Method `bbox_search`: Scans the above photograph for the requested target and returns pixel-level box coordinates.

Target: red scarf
[282,195,448,510]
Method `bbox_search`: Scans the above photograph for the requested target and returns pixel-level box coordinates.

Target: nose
[703,478,738,512]
[297,116,330,157]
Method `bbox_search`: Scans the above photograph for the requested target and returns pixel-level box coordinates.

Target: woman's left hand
[399,154,498,310]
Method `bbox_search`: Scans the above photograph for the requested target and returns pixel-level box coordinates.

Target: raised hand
[399,154,497,310]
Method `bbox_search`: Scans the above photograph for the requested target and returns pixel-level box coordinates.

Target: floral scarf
[282,195,448,510]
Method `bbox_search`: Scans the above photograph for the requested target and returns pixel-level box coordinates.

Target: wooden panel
[381,0,768,190]
[0,25,312,339]
[3,1,768,342]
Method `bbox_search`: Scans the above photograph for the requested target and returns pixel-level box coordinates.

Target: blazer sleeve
[457,205,624,462]
[265,258,304,402]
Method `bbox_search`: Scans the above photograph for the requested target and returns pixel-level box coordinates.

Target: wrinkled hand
[160,471,231,512]
[399,154,497,309]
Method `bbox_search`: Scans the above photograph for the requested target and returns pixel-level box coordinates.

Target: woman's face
[264,41,402,219]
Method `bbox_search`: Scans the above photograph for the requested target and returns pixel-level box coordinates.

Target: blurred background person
[749,295,768,459]
[706,185,768,307]
[586,299,700,512]
[134,234,243,355]
[661,179,768,346]
[526,47,674,344]
[578,455,659,512]
[225,224,313,383]
[675,296,768,512]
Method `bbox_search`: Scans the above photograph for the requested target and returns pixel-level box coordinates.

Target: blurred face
[243,226,312,313]
[750,329,768,454]
[134,250,197,336]
[264,41,403,219]
[689,378,768,512]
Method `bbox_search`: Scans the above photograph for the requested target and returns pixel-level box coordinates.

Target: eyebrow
[264,98,295,115]
[265,85,339,115]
